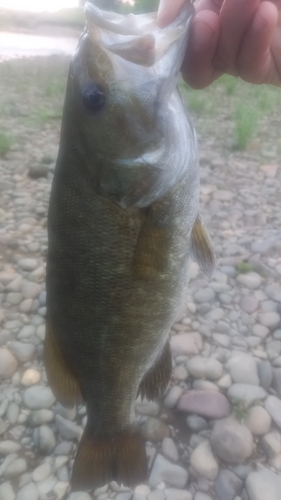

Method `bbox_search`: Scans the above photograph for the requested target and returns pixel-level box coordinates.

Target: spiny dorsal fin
[191,215,216,280]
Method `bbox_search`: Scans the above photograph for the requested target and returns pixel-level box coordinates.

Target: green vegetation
[0,133,12,158]
[232,400,249,423]
[182,75,281,151]
[236,261,254,274]
[235,105,258,150]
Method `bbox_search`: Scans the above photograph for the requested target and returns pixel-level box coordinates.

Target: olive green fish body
[45,1,215,491]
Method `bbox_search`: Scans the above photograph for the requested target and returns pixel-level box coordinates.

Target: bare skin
[157,0,281,88]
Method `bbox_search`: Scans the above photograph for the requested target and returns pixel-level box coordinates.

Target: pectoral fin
[191,215,216,280]
[44,321,83,409]
[133,213,172,280]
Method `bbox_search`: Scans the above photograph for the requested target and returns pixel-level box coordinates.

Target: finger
[214,0,261,75]
[182,10,222,88]
[237,1,279,83]
[194,0,223,13]
[157,0,188,27]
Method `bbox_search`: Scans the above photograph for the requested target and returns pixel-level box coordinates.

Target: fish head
[62,1,195,206]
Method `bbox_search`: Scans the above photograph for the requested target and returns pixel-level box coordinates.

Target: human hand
[157,0,281,88]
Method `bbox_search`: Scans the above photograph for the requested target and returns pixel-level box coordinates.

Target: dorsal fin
[191,215,216,280]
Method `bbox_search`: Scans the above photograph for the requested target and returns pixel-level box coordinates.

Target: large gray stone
[227,354,259,385]
[227,384,267,405]
[214,469,243,500]
[23,386,55,410]
[265,395,281,428]
[190,440,218,480]
[246,469,281,500]
[0,349,18,380]
[149,454,188,488]
[177,391,231,419]
[211,417,253,463]
[186,357,223,379]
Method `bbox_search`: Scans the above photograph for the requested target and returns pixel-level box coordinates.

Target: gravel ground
[0,55,281,500]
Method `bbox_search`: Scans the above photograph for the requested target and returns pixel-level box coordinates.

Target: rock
[23,386,55,410]
[18,259,38,272]
[186,356,223,379]
[36,476,57,496]
[149,454,188,488]
[259,312,280,330]
[133,484,150,500]
[233,464,254,480]
[0,441,21,455]
[265,283,281,302]
[245,406,271,435]
[0,349,18,379]
[115,494,132,500]
[0,418,9,435]
[227,384,267,406]
[28,410,54,426]
[28,165,49,179]
[190,440,219,480]
[3,458,27,478]
[21,369,41,386]
[165,489,192,500]
[239,296,259,314]
[164,386,183,409]
[9,342,35,363]
[211,417,253,463]
[135,399,159,417]
[17,325,36,339]
[33,425,56,454]
[6,293,23,305]
[161,438,179,462]
[173,365,188,380]
[237,273,261,289]
[21,281,41,300]
[55,415,83,440]
[194,288,215,303]
[246,469,281,500]
[252,324,269,339]
[186,415,208,432]
[6,403,19,424]
[272,368,281,398]
[228,354,259,386]
[0,482,15,500]
[32,463,52,482]
[217,373,232,389]
[214,470,243,500]
[16,483,38,500]
[141,418,170,443]
[257,361,273,390]
[177,391,231,419]
[260,432,281,457]
[265,396,281,428]
[67,493,92,500]
[213,333,231,348]
[193,380,219,392]
[194,495,212,500]
[170,333,202,356]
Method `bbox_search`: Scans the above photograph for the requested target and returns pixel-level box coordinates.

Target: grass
[232,400,249,423]
[0,133,12,158]
[235,105,258,150]
[182,75,281,151]
[236,261,254,274]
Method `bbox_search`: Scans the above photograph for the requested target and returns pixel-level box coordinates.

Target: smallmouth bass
[45,1,215,491]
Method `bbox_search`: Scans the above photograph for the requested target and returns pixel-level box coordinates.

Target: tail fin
[71,426,147,491]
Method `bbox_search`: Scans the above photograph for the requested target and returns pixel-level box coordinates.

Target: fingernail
[252,12,267,32]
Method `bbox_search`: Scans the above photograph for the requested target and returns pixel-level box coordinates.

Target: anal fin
[71,426,147,491]
[44,321,83,409]
[138,341,172,401]
[191,215,216,279]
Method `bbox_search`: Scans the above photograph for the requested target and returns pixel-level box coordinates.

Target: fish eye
[81,83,106,113]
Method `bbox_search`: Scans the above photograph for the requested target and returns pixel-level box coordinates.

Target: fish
[45,0,215,491]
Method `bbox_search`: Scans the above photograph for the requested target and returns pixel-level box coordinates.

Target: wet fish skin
[45,2,214,491]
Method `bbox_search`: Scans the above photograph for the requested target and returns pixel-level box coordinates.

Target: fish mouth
[84,1,195,67]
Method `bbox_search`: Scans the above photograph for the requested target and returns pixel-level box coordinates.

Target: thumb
[157,0,189,27]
